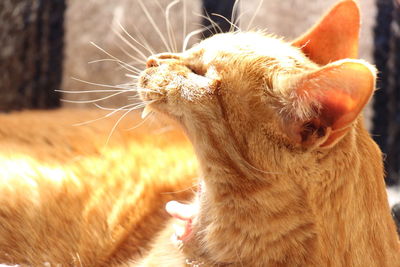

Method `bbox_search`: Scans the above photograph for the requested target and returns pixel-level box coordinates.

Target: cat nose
[146,56,160,68]
[146,53,181,68]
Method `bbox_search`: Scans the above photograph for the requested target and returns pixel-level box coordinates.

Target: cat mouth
[138,67,167,102]
[138,65,189,119]
[138,63,217,121]
[138,63,196,105]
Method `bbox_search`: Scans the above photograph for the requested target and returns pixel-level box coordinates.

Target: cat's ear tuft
[291,0,360,65]
[282,59,375,148]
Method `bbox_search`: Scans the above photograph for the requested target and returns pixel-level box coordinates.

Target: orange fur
[137,1,400,266]
[1,1,399,266]
[292,0,360,64]
[0,109,197,266]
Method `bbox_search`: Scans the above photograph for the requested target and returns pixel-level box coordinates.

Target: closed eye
[187,65,206,77]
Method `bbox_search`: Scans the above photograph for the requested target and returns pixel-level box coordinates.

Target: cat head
[139,0,375,155]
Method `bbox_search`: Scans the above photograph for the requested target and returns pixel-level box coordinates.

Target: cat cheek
[208,79,221,95]
[206,67,222,94]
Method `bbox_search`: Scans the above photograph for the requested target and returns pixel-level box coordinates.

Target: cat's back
[0,109,197,266]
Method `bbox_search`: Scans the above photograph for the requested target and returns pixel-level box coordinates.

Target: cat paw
[166,201,196,243]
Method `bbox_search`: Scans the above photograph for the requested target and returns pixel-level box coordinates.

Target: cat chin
[143,102,186,127]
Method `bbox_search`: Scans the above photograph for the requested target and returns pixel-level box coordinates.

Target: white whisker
[235,10,249,27]
[71,77,157,93]
[88,58,120,65]
[70,77,134,90]
[113,39,147,65]
[112,28,147,63]
[72,103,136,126]
[154,0,164,13]
[75,252,83,267]
[117,21,153,57]
[94,102,148,111]
[231,0,241,31]
[115,59,142,73]
[88,58,143,70]
[115,22,149,60]
[127,94,142,100]
[182,0,187,52]
[116,62,141,74]
[192,23,218,38]
[105,108,136,145]
[132,24,156,55]
[135,86,159,93]
[138,0,172,52]
[242,160,281,175]
[125,74,140,79]
[246,0,264,31]
[125,111,152,131]
[154,0,178,52]
[166,0,180,53]
[182,25,214,52]
[211,13,240,32]
[97,59,141,74]
[57,89,136,94]
[90,42,141,74]
[88,58,141,75]
[195,12,223,34]
[160,183,198,195]
[61,91,129,104]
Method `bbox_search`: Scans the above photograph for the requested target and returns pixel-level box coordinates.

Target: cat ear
[291,0,360,65]
[282,59,375,148]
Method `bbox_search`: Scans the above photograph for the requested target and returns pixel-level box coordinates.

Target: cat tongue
[166,201,196,241]
[166,201,196,220]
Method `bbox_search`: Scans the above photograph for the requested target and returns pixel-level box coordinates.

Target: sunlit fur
[136,25,400,267]
[1,0,400,266]
[0,109,197,266]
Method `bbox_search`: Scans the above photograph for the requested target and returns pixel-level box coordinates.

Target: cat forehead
[197,32,308,65]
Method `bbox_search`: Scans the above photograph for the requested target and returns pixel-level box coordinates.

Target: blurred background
[0,0,399,209]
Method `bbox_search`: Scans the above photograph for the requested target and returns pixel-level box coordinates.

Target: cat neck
[185,122,318,265]
[185,118,400,266]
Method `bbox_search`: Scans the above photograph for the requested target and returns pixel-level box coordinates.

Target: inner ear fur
[292,0,360,65]
[281,59,376,148]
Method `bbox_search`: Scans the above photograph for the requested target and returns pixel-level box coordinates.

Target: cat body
[138,120,400,267]
[137,1,400,266]
[0,1,399,266]
[0,109,197,266]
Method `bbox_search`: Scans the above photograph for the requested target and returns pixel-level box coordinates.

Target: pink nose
[146,57,159,68]
[146,53,181,68]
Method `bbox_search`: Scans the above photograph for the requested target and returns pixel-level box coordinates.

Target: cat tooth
[172,223,185,239]
[141,106,151,119]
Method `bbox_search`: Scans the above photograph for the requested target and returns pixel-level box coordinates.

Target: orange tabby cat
[0,1,399,267]
[136,0,400,266]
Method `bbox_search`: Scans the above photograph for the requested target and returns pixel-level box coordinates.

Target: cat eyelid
[188,66,205,76]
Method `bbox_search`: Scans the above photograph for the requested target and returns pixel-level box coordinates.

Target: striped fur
[137,12,400,267]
